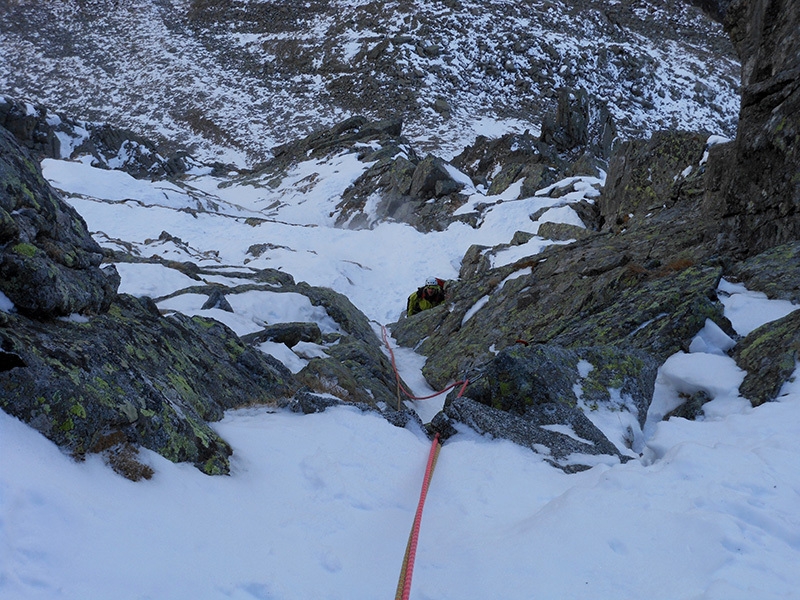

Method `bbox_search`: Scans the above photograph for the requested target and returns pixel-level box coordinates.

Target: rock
[599,130,709,231]
[201,288,234,312]
[536,222,591,241]
[296,332,407,409]
[0,96,60,158]
[734,310,800,407]
[280,389,345,414]
[0,294,296,476]
[540,87,618,159]
[0,95,192,179]
[266,115,406,175]
[0,127,120,318]
[713,0,800,257]
[726,241,800,303]
[462,343,657,428]
[666,390,713,420]
[451,131,554,193]
[550,264,729,362]
[433,97,451,116]
[241,322,323,347]
[409,229,729,391]
[294,282,377,346]
[432,396,624,472]
[410,154,456,199]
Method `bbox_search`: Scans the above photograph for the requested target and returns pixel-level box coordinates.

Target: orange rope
[381,326,468,402]
[394,433,441,600]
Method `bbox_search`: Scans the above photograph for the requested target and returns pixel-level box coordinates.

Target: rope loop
[381,326,469,404]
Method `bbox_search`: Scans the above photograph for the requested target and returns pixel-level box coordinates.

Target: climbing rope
[380,325,472,598]
[394,432,441,600]
[381,325,468,409]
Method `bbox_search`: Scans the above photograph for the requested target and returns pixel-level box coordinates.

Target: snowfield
[2,139,800,599]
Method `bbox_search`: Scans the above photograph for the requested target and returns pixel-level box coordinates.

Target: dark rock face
[430,343,659,469]
[0,295,295,475]
[727,241,800,303]
[540,87,618,160]
[433,396,624,473]
[241,322,323,348]
[0,96,61,158]
[734,308,800,407]
[715,0,800,257]
[0,127,119,317]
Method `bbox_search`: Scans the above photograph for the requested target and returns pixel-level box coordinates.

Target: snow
[3,150,800,600]
[0,291,14,312]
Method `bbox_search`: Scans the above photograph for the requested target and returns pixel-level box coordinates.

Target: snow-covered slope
[2,153,800,599]
[0,0,739,164]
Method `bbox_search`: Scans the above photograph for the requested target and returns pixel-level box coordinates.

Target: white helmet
[425,277,438,286]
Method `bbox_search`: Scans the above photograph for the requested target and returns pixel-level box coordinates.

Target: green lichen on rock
[734,310,800,406]
[12,242,38,257]
[0,294,297,477]
[727,242,800,304]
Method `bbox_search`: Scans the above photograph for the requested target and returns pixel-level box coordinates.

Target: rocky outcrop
[0,95,195,179]
[0,294,295,477]
[726,241,800,303]
[0,127,119,318]
[734,309,800,407]
[155,276,410,410]
[540,87,618,160]
[429,343,658,471]
[449,130,562,196]
[713,0,800,257]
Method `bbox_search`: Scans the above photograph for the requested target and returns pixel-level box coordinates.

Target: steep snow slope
[0,0,739,164]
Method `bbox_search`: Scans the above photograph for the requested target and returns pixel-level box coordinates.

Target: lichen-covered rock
[462,343,657,428]
[599,130,709,232]
[152,274,406,412]
[0,294,295,476]
[0,126,120,317]
[296,332,406,409]
[727,241,800,303]
[432,396,625,473]
[734,309,800,407]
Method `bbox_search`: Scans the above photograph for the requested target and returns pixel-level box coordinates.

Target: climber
[407,277,447,317]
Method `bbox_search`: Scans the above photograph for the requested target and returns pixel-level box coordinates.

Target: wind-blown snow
[2,148,800,600]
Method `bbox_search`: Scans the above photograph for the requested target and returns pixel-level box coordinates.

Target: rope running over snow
[394,432,441,600]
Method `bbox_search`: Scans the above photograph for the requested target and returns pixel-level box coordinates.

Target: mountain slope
[0,0,739,164]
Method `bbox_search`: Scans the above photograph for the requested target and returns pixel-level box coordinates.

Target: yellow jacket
[407,284,445,317]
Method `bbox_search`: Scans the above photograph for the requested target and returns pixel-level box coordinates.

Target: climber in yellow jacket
[407,277,446,317]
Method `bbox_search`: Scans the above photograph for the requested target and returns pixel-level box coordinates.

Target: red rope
[381,326,468,401]
[395,433,441,600]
